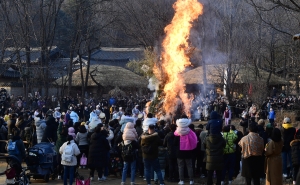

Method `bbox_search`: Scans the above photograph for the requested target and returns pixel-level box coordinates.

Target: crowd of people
[0,89,300,185]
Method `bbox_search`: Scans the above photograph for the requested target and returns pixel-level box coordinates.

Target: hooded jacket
[206,111,222,135]
[142,118,158,133]
[70,111,79,123]
[175,118,191,136]
[59,140,80,166]
[35,118,46,143]
[41,116,57,143]
[205,134,226,170]
[120,115,135,132]
[122,122,138,141]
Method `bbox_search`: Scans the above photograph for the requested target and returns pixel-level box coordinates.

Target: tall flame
[155,0,203,116]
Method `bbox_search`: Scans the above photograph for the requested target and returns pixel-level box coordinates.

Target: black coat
[204,134,226,171]
[174,134,195,159]
[163,131,177,159]
[291,139,300,167]
[282,127,296,151]
[88,131,110,168]
[41,118,57,143]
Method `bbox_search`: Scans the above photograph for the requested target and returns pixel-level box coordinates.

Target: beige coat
[265,140,283,185]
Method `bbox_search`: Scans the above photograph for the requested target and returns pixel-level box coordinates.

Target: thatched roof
[184,65,289,85]
[54,65,148,87]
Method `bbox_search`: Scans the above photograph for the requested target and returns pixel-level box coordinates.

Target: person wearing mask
[265,128,283,185]
[221,125,237,185]
[88,124,110,181]
[238,123,264,185]
[59,135,80,185]
[280,117,296,178]
[141,124,165,185]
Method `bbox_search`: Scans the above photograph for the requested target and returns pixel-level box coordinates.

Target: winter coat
[223,131,237,154]
[123,122,138,141]
[120,115,135,133]
[157,146,167,169]
[70,111,79,123]
[88,117,102,132]
[163,131,177,159]
[265,140,283,185]
[56,122,67,153]
[10,136,26,162]
[199,130,208,152]
[206,111,222,135]
[204,134,226,170]
[35,118,46,143]
[141,132,162,159]
[175,118,191,136]
[59,140,80,166]
[88,131,110,168]
[290,139,300,167]
[281,126,296,152]
[174,130,197,151]
[257,125,268,146]
[75,132,88,146]
[142,117,158,133]
[41,119,57,143]
[174,133,196,159]
[7,118,16,136]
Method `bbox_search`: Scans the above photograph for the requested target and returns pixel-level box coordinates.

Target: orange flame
[155,0,203,116]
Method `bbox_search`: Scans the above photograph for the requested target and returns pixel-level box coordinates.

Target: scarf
[282,123,293,129]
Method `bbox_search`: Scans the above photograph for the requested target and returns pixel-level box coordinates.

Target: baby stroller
[25,142,57,182]
[0,154,29,185]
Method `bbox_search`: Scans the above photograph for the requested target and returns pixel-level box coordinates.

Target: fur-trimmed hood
[290,139,300,146]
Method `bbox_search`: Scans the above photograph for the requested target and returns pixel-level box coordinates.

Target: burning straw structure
[149,0,203,117]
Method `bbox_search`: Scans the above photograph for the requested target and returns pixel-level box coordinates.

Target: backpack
[121,142,135,162]
[7,139,19,156]
[62,143,75,163]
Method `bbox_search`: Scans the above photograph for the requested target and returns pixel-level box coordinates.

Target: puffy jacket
[141,132,161,159]
[206,111,222,135]
[157,146,167,169]
[35,118,46,143]
[205,134,226,170]
[223,131,237,154]
[123,122,138,141]
[290,139,300,167]
[282,126,296,151]
[120,115,135,132]
[142,118,158,133]
[59,140,80,166]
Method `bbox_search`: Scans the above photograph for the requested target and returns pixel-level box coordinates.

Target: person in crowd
[257,119,268,145]
[143,113,158,133]
[135,119,143,137]
[8,128,26,162]
[199,126,208,178]
[239,109,249,135]
[204,125,226,185]
[264,128,283,185]
[88,124,110,181]
[238,122,264,185]
[59,135,80,185]
[34,114,46,143]
[0,118,8,152]
[121,122,139,185]
[120,111,135,133]
[53,107,62,121]
[223,106,231,125]
[68,127,76,140]
[174,115,197,185]
[41,113,57,143]
[280,117,296,178]
[221,125,237,185]
[75,125,89,168]
[154,146,167,184]
[290,129,300,185]
[56,116,68,180]
[268,108,275,127]
[206,111,222,135]
[194,124,203,176]
[7,113,17,137]
[163,124,178,182]
[69,107,79,123]
[141,124,164,185]
[230,125,243,178]
[83,106,90,122]
[64,110,71,125]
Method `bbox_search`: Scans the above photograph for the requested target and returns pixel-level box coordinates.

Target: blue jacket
[268,110,275,119]
[206,111,222,135]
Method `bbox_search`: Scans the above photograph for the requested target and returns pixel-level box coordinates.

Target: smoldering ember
[0,0,299,185]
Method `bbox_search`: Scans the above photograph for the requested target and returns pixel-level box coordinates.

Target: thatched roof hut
[54,65,148,88]
[184,65,289,85]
